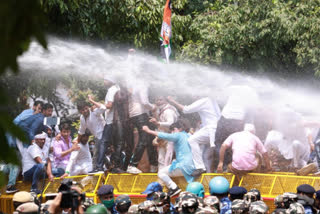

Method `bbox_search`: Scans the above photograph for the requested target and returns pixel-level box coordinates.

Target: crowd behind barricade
[2,70,320,212]
[6,177,320,213]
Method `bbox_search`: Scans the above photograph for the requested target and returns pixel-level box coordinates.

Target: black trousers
[97,124,123,169]
[128,113,158,167]
[214,116,245,169]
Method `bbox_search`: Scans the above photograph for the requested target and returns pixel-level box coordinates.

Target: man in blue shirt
[14,100,43,125]
[18,103,53,145]
[142,119,196,197]
[6,100,43,148]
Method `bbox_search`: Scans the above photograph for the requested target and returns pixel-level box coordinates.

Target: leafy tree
[0,0,47,186]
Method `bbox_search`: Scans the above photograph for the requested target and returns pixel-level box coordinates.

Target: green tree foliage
[41,0,320,75]
[178,0,320,74]
[0,0,47,186]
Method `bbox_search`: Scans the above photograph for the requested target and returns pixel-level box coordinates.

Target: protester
[52,123,78,177]
[214,83,260,169]
[150,96,179,171]
[99,75,126,173]
[217,124,272,175]
[18,103,53,148]
[7,100,44,148]
[22,132,54,194]
[15,100,43,124]
[0,162,19,193]
[60,130,93,178]
[88,140,95,158]
[141,182,163,200]
[77,98,106,173]
[142,119,195,196]
[168,96,221,174]
[97,185,118,214]
[126,82,158,174]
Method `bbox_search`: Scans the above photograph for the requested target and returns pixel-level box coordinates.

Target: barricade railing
[2,172,320,213]
[105,173,235,195]
[239,173,320,198]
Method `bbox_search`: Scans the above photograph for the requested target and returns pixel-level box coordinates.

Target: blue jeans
[51,168,65,177]
[5,132,17,148]
[23,163,45,190]
[1,164,19,187]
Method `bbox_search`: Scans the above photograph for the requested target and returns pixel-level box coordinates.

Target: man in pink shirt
[52,123,79,176]
[217,124,271,175]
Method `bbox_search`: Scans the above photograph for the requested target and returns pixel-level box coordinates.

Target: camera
[58,179,86,209]
[44,117,60,127]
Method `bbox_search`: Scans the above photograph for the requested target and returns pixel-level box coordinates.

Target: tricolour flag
[160,0,172,64]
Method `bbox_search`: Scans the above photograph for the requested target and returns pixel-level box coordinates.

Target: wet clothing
[14,109,34,125]
[128,85,157,167]
[19,113,46,143]
[223,130,267,171]
[53,136,72,169]
[157,131,195,183]
[129,113,158,167]
[183,97,221,172]
[65,143,92,175]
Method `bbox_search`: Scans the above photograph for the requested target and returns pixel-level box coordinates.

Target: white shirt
[158,104,179,131]
[22,142,50,174]
[128,85,154,118]
[105,85,120,125]
[183,97,221,128]
[65,143,92,175]
[78,106,106,140]
[221,85,259,120]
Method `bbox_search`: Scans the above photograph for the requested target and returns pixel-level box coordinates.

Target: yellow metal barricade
[105,173,235,195]
[239,173,320,198]
[44,174,105,203]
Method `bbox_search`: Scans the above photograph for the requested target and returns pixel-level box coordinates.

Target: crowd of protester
[2,69,320,213]
[7,177,320,213]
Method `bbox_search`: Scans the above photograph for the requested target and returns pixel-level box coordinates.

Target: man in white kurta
[150,96,179,170]
[61,133,92,177]
[168,96,221,174]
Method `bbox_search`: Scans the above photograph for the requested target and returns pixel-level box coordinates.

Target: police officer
[97,185,118,214]
[86,204,110,214]
[249,201,269,214]
[141,182,163,200]
[115,195,131,214]
[297,184,317,214]
[209,176,231,214]
[229,186,247,201]
[186,182,205,198]
[180,193,201,214]
[231,199,249,214]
